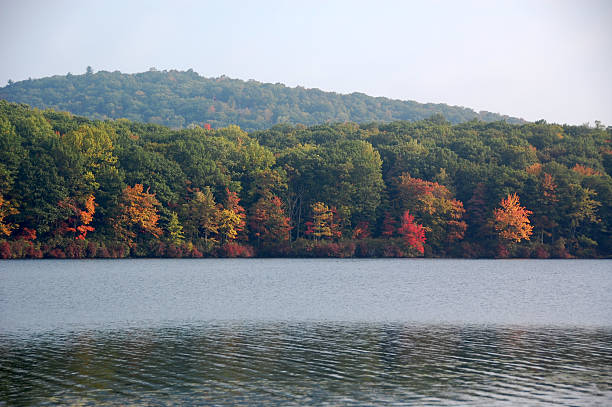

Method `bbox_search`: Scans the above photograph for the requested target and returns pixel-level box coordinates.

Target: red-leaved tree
[249,195,292,244]
[397,210,426,254]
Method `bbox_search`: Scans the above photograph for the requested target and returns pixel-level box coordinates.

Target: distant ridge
[0,69,525,130]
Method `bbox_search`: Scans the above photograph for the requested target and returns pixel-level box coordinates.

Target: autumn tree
[249,195,291,244]
[0,193,19,237]
[182,187,220,244]
[397,210,426,255]
[572,164,603,177]
[218,188,246,243]
[114,184,162,246]
[352,221,371,239]
[568,186,601,238]
[305,202,341,240]
[493,193,533,243]
[58,194,96,240]
[395,173,466,253]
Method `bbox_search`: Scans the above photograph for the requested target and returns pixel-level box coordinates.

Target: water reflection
[2,323,611,406]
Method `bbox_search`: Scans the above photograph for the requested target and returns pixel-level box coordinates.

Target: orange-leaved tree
[58,194,96,240]
[572,164,603,177]
[493,193,533,243]
[114,184,162,246]
[0,193,19,237]
[352,221,371,239]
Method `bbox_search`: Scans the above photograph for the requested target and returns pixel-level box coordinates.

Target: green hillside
[0,69,524,130]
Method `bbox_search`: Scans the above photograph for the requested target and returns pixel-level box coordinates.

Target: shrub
[97,244,111,258]
[86,241,98,258]
[311,241,356,258]
[48,248,66,258]
[25,242,43,258]
[65,241,87,258]
[495,244,510,259]
[219,242,255,257]
[154,242,167,257]
[166,244,184,258]
[0,241,12,259]
[534,245,550,259]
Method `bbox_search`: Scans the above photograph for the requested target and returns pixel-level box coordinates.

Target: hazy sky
[1,0,611,125]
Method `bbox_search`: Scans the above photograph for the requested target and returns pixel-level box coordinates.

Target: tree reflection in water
[2,323,611,406]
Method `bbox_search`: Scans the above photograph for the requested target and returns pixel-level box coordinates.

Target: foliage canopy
[0,100,610,259]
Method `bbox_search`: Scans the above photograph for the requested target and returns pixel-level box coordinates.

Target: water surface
[1,259,611,405]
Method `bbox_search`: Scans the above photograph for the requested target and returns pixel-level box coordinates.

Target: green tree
[166,211,185,245]
[182,187,220,244]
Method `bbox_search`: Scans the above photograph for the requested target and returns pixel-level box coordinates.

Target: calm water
[1,259,611,405]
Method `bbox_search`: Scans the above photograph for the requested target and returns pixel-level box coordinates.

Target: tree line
[1,100,610,259]
[0,69,523,131]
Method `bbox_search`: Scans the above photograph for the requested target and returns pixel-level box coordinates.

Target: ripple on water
[1,323,611,406]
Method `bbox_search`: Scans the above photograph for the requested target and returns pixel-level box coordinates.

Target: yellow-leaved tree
[217,189,246,243]
[114,184,162,246]
[0,193,19,237]
[305,202,341,240]
[493,193,533,243]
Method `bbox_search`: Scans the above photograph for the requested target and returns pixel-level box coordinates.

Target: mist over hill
[0,69,524,130]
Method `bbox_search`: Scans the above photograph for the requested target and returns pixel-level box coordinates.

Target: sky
[1,0,611,125]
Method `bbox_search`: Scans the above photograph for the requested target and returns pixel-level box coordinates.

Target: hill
[0,69,524,130]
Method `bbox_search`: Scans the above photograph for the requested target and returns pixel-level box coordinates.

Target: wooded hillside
[0,69,524,131]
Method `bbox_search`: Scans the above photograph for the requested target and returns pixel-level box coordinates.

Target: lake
[1,259,611,405]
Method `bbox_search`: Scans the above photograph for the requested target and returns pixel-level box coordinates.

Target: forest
[0,69,524,131]
[0,100,610,259]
